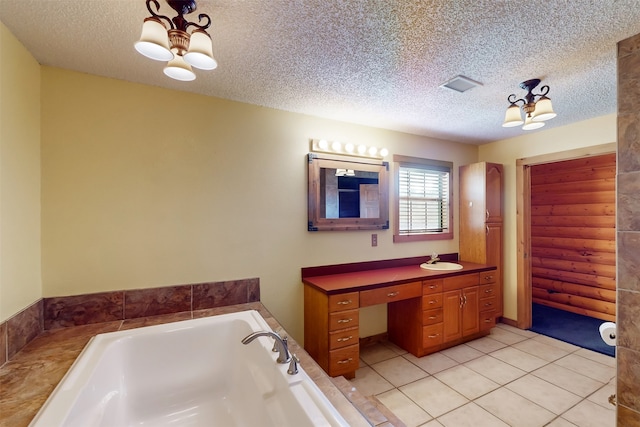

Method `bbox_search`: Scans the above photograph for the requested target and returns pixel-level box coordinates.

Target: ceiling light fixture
[502,79,557,130]
[135,0,217,81]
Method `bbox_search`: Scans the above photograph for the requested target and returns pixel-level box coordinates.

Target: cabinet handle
[459,296,464,308]
[337,358,353,364]
[484,319,492,323]
[337,336,353,342]
[429,299,437,304]
[486,225,490,235]
[429,285,438,290]
[337,318,353,324]
[486,210,490,220]
[463,294,467,305]
[484,275,493,280]
[387,291,400,297]
[428,316,437,320]
[336,300,352,305]
[485,289,493,294]
[484,302,493,307]
[428,333,440,338]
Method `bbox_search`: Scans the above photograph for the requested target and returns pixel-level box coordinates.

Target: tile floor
[349,323,616,427]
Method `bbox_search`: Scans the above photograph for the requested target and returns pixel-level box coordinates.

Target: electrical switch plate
[371,234,377,247]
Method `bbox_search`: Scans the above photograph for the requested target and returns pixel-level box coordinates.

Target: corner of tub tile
[193,279,257,310]
[0,321,7,367]
[7,299,44,359]
[247,277,260,302]
[44,291,125,329]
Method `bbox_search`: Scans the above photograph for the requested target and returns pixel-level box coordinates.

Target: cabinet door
[461,286,479,336]
[442,290,462,342]
[485,163,503,222]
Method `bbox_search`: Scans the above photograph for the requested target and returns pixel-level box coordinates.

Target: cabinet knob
[337,299,352,305]
[337,318,353,324]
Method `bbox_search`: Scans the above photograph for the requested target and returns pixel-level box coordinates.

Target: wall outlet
[371,234,377,247]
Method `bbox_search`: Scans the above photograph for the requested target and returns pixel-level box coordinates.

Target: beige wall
[39,67,478,340]
[478,114,617,320]
[0,22,42,322]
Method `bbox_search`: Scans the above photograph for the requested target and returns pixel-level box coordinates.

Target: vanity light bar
[311,138,389,159]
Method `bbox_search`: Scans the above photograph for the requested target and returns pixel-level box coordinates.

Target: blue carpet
[529,303,615,358]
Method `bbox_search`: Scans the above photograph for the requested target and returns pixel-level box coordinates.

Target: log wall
[530,153,616,321]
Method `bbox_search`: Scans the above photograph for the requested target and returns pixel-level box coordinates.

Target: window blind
[398,165,450,235]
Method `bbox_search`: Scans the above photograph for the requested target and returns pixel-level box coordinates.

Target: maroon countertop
[302,260,496,294]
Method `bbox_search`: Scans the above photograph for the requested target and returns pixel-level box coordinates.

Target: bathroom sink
[420,262,463,271]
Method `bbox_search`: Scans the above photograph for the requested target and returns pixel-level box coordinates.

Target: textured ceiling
[2,0,640,144]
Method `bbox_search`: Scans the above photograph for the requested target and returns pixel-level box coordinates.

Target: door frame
[515,142,616,329]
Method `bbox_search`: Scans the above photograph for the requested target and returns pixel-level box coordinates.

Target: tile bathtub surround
[618,31,640,425]
[0,302,374,427]
[43,277,261,329]
[0,278,260,369]
[349,323,617,427]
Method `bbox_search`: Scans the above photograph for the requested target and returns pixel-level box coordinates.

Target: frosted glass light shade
[522,114,545,130]
[183,30,218,70]
[135,18,173,61]
[531,96,557,122]
[164,54,196,81]
[502,104,524,127]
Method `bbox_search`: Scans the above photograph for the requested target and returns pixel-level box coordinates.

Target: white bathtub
[30,310,349,427]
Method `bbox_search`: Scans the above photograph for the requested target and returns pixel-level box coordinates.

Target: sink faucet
[426,252,440,264]
[242,331,291,364]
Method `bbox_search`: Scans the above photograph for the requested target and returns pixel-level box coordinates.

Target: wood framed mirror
[308,153,389,231]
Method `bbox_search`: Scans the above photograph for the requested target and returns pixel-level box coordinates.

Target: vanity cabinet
[459,162,504,318]
[303,260,497,377]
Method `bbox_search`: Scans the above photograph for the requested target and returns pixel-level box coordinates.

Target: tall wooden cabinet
[459,162,504,319]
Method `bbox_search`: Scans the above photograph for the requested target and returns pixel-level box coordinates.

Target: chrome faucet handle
[287,354,300,375]
[241,330,291,364]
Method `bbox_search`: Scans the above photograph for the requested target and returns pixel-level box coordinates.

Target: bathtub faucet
[241,331,291,364]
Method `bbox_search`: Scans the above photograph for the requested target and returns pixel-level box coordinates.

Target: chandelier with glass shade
[502,79,557,130]
[135,0,217,81]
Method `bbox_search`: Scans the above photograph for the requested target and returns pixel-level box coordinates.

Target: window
[393,155,453,242]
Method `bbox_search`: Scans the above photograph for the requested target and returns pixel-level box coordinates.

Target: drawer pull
[484,319,492,323]
[387,291,400,297]
[428,333,440,338]
[429,300,437,304]
[485,275,493,280]
[484,302,493,307]
[337,300,352,305]
[337,358,353,364]
[428,316,437,320]
[429,285,438,289]
[337,318,353,324]
[337,336,353,342]
[484,289,493,294]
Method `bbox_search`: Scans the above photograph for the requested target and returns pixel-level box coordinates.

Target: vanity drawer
[329,344,359,377]
[328,309,359,331]
[479,271,498,285]
[423,323,443,348]
[423,279,444,295]
[480,283,497,298]
[443,273,479,291]
[480,296,497,311]
[480,310,496,330]
[422,293,443,309]
[360,281,421,307]
[423,308,443,325]
[328,292,359,313]
[329,327,358,350]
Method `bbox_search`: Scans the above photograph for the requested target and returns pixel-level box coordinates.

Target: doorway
[515,143,616,330]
